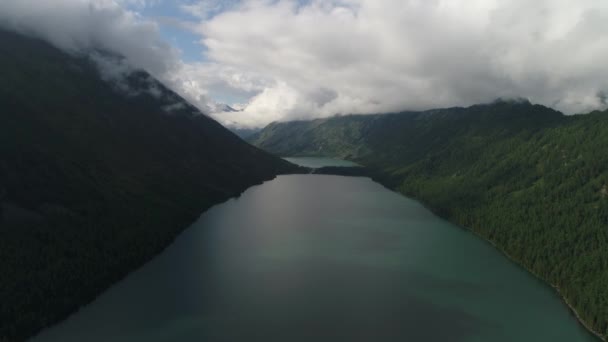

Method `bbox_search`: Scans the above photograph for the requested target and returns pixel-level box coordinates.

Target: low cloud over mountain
[3,0,608,128]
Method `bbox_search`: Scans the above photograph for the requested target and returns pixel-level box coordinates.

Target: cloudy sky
[1,0,608,128]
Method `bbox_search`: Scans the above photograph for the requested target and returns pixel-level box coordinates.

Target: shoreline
[481,233,605,341]
[394,188,606,341]
[32,161,606,341]
[25,172,297,342]
[396,187,606,341]
[288,160,605,340]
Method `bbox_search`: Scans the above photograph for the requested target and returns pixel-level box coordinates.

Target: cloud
[187,0,608,127]
[116,0,162,9]
[179,0,241,19]
[0,0,218,113]
[2,0,608,129]
[0,0,179,77]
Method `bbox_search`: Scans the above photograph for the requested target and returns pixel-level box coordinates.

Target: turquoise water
[32,160,597,342]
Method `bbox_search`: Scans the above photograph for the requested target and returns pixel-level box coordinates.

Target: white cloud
[117,0,162,9]
[188,0,608,127]
[180,0,241,19]
[2,0,608,128]
[0,0,178,76]
[0,0,219,115]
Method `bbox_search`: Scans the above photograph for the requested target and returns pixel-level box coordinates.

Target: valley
[250,102,608,339]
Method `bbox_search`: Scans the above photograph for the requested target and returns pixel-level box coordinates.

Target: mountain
[0,29,302,341]
[228,126,262,139]
[250,101,608,339]
[214,104,241,113]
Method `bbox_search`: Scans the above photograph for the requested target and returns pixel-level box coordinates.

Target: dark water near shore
[32,159,596,341]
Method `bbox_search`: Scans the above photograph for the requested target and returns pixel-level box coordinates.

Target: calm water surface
[33,158,596,342]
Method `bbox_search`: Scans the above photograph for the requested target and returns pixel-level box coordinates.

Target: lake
[32,158,596,341]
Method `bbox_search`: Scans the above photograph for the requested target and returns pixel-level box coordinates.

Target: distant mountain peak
[213,103,242,113]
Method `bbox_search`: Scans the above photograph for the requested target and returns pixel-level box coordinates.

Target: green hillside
[250,100,608,340]
[0,29,302,341]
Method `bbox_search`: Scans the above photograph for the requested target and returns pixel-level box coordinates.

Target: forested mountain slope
[250,100,608,340]
[0,29,301,341]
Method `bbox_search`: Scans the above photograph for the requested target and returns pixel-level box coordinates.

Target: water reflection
[33,174,596,342]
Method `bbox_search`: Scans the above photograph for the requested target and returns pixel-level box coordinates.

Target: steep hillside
[0,29,302,341]
[250,101,608,340]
